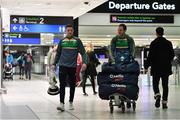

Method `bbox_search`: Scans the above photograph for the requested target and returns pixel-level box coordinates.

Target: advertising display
[91,0,180,14]
[10,16,73,33]
[110,15,174,23]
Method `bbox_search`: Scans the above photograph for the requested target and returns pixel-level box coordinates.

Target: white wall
[79,13,180,46]
[1,8,10,32]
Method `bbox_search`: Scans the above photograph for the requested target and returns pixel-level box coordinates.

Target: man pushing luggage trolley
[97,24,140,113]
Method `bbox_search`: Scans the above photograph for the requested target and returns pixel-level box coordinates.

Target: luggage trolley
[109,93,136,113]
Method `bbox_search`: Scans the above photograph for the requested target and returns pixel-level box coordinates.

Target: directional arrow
[13,26,18,31]
[4,34,9,38]
[13,18,18,23]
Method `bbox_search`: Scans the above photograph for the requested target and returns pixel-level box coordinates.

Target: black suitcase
[99,84,139,100]
[102,61,140,74]
[97,72,139,86]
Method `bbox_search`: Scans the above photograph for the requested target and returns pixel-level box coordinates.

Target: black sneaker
[154,95,161,108]
[162,103,168,109]
[93,92,98,95]
[83,93,88,96]
[162,101,168,109]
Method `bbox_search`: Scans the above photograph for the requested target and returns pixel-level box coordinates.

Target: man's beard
[66,34,73,38]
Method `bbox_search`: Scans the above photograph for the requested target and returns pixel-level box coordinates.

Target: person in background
[110,24,135,109]
[145,27,174,109]
[53,24,87,111]
[81,43,100,96]
[76,53,82,84]
[110,24,135,64]
[5,51,14,65]
[24,52,34,80]
[47,45,58,84]
[17,52,25,79]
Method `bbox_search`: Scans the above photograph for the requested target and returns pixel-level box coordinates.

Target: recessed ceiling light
[35,3,41,6]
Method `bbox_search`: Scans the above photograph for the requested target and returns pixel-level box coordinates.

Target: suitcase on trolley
[102,61,140,74]
[99,84,139,100]
[97,72,139,86]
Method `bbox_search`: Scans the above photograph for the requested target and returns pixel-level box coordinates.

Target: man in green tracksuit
[110,24,135,109]
[110,24,135,64]
[54,24,87,111]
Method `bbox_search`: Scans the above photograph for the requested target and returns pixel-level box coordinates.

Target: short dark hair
[65,24,73,29]
[119,24,127,31]
[156,27,164,36]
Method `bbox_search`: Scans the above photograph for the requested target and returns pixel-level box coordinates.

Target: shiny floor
[1,75,180,120]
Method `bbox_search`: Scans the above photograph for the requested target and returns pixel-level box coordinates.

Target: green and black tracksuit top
[54,36,87,68]
[110,34,135,64]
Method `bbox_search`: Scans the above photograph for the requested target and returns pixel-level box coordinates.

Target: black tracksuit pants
[152,75,169,101]
[59,66,76,104]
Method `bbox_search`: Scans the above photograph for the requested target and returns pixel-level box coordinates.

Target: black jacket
[85,51,100,76]
[145,37,175,76]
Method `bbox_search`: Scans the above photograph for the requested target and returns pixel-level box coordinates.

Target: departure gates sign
[10,16,73,33]
[91,0,180,14]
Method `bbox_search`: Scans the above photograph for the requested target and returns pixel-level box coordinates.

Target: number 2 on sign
[40,18,44,24]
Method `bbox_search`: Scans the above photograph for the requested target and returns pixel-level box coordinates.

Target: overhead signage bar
[10,15,73,33]
[3,33,40,45]
[110,15,174,23]
[10,24,66,33]
[10,16,73,25]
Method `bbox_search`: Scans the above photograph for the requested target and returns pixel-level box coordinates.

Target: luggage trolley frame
[109,93,136,113]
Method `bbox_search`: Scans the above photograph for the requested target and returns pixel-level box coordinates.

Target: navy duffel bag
[97,72,139,86]
[99,84,139,100]
[102,61,140,74]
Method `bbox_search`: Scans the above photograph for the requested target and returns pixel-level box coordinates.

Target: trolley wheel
[133,102,136,112]
[109,101,114,113]
[127,102,131,109]
[121,102,125,113]
[118,105,121,108]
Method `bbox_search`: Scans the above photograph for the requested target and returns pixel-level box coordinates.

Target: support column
[0,7,7,94]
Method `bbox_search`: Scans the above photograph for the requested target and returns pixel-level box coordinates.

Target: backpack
[114,37,133,64]
[17,56,24,65]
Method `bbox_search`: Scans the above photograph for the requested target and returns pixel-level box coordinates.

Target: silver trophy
[47,66,60,95]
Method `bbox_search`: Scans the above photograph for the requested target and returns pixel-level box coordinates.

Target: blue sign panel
[10,24,66,33]
[53,38,60,44]
[3,33,41,45]
[3,38,40,45]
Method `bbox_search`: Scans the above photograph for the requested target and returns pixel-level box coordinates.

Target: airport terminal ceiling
[0,0,108,18]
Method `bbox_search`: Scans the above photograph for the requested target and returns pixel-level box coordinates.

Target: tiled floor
[1,75,180,120]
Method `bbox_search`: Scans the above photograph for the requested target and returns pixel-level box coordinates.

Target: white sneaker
[69,102,74,110]
[57,103,65,111]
